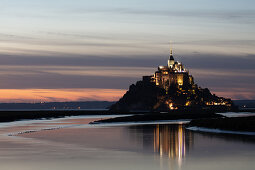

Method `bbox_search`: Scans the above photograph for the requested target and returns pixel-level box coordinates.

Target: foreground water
[0,115,254,170]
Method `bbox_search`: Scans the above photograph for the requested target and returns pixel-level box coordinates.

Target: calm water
[0,115,254,170]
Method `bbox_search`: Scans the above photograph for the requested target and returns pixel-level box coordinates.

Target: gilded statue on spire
[170,41,173,56]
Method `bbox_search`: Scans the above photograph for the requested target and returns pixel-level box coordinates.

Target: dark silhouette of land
[0,101,114,110]
[233,100,255,109]
[90,111,255,132]
[0,110,128,123]
[110,80,236,112]
[90,110,223,124]
[0,107,254,133]
[188,116,255,132]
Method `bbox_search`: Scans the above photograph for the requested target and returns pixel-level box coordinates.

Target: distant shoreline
[0,109,254,126]
[90,110,223,124]
[89,110,255,134]
[0,110,132,123]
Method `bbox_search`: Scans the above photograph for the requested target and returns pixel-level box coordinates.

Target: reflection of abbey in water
[127,124,193,159]
[153,124,193,159]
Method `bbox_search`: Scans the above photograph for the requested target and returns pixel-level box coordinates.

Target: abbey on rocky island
[110,47,234,111]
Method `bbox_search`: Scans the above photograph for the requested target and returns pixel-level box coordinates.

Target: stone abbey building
[143,49,195,92]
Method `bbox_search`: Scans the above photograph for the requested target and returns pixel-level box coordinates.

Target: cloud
[0,72,139,89]
[181,54,255,70]
[1,53,255,69]
[0,88,126,103]
[0,53,161,67]
[175,39,255,48]
[0,53,254,99]
[0,33,35,41]
[69,8,255,24]
[210,87,255,100]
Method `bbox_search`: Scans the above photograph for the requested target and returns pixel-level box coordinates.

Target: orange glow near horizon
[0,88,251,103]
[0,88,127,103]
[212,90,255,100]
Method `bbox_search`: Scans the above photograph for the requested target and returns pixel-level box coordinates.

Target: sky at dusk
[0,0,255,102]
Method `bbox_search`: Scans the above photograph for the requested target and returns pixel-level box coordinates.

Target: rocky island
[91,49,255,134]
[110,49,235,112]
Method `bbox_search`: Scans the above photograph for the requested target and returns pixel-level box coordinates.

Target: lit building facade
[144,50,194,91]
[141,48,233,110]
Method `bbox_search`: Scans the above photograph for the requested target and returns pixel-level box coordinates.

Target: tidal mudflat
[0,115,254,170]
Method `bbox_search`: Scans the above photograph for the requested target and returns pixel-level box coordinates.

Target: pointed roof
[169,43,174,60]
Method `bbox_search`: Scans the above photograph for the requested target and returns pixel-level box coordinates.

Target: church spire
[168,41,175,68]
[170,42,173,56]
[169,42,174,60]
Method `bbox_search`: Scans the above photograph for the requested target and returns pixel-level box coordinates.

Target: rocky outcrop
[110,81,165,111]
[110,80,235,112]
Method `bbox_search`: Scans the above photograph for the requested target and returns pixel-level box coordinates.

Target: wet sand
[0,115,254,170]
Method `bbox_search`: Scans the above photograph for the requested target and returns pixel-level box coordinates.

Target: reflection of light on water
[178,126,185,166]
[153,124,190,167]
